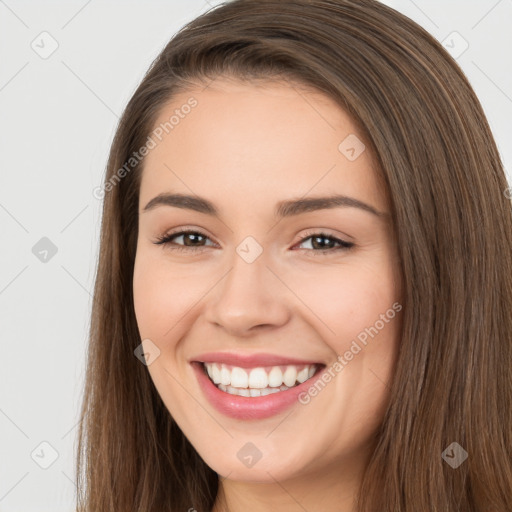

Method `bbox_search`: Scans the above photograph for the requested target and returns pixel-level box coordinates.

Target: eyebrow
[142,193,389,219]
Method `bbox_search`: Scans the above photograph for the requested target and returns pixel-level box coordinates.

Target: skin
[133,78,403,512]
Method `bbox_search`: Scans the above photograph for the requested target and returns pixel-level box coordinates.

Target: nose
[204,252,291,337]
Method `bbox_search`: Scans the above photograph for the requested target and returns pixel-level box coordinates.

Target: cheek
[132,251,208,341]
[295,259,400,345]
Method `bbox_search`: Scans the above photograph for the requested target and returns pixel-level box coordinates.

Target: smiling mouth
[200,361,324,397]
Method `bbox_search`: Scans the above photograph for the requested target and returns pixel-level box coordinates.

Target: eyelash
[153,229,355,256]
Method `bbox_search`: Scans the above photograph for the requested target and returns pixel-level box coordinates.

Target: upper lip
[191,352,324,368]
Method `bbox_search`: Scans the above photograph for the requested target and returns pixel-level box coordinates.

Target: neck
[211,452,369,512]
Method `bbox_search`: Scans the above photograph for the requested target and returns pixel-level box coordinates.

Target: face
[133,78,403,486]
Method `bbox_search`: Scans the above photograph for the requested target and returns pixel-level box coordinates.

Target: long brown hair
[76,1,512,510]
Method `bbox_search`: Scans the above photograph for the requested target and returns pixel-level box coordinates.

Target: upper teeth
[203,362,318,389]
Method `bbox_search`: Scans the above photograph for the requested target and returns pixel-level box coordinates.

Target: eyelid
[154,227,217,247]
[295,228,354,246]
[153,227,355,254]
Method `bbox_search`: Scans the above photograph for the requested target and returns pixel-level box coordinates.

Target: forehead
[139,79,387,216]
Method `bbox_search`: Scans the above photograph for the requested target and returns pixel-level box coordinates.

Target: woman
[76,1,512,511]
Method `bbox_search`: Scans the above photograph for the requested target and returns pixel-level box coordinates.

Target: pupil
[312,235,333,249]
[185,233,203,246]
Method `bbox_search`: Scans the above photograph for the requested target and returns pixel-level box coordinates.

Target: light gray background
[0,1,510,511]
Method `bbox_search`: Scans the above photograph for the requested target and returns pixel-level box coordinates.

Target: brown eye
[153,229,354,255]
[154,230,215,250]
[295,232,354,255]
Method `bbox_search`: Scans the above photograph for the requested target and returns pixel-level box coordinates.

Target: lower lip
[191,362,324,420]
